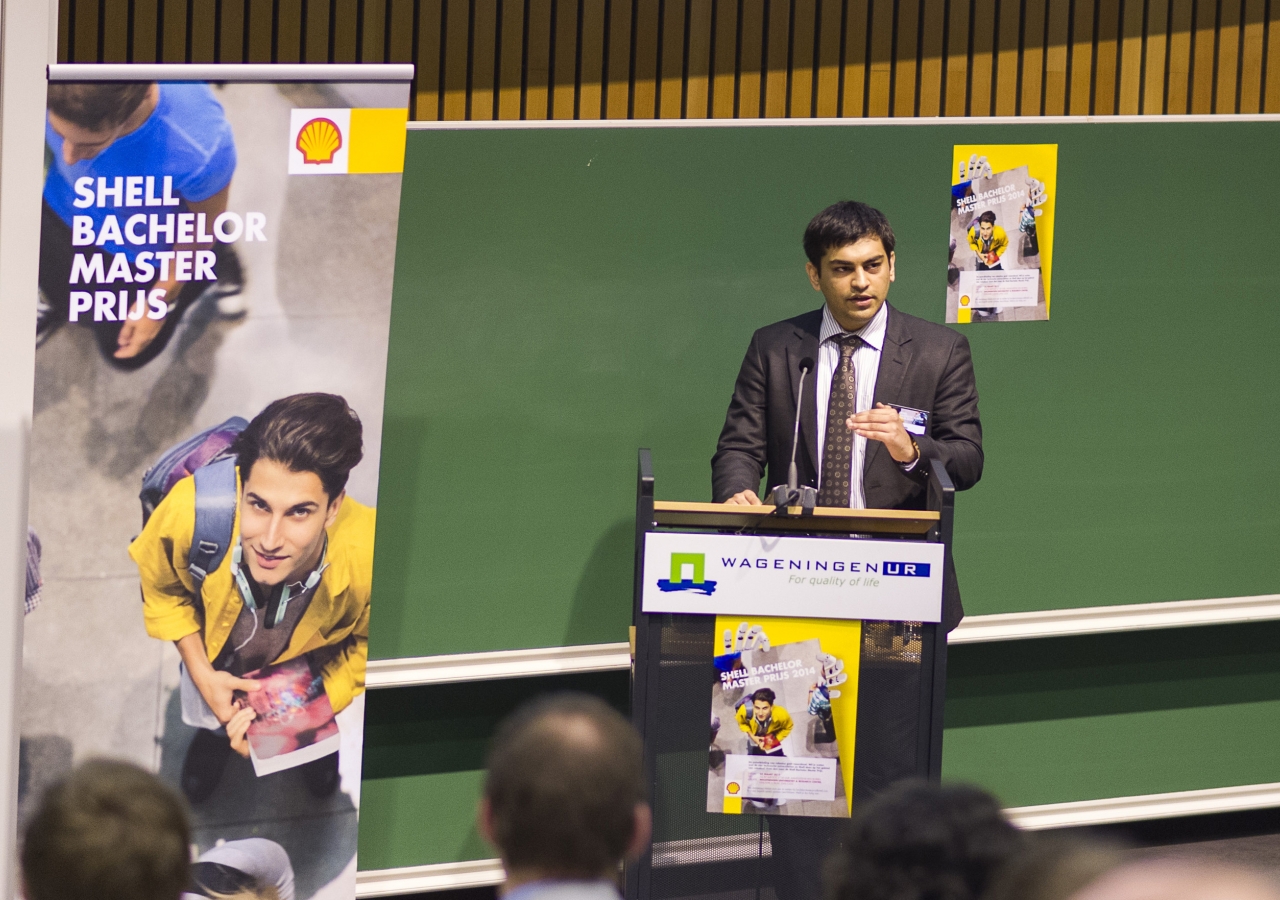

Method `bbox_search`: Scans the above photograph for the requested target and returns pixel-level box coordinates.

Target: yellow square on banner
[348,108,409,173]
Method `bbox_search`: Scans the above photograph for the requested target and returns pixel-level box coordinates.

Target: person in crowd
[41,81,244,367]
[982,835,1126,900]
[479,693,651,900]
[824,780,1026,900]
[130,393,373,802]
[21,758,190,900]
[184,838,295,900]
[1067,859,1280,900]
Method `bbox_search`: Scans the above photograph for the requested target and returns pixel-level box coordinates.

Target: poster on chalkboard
[23,64,409,900]
[947,144,1058,323]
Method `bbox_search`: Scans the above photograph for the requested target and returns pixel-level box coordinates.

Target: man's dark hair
[47,83,152,131]
[752,688,776,704]
[825,780,1027,900]
[803,201,897,266]
[484,693,644,878]
[977,211,997,225]
[233,393,363,500]
[22,759,191,900]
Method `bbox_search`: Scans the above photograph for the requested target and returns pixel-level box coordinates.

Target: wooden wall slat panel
[275,0,304,62]
[970,0,997,116]
[711,0,740,117]
[1068,0,1095,115]
[1116,0,1143,114]
[416,0,445,120]
[1167,0,1193,113]
[1216,0,1243,114]
[1144,0,1171,114]
[101,0,130,60]
[441,0,469,119]
[1044,0,1071,114]
[580,0,608,118]
[993,0,1021,115]
[686,0,714,117]
[944,0,972,115]
[658,0,686,118]
[632,0,661,117]
[501,0,529,119]
[791,0,818,117]
[893,0,921,117]
[763,0,791,116]
[247,0,275,62]
[1021,0,1048,114]
[918,0,944,115]
[55,0,1280,120]
[331,0,360,62]
[840,0,869,117]
[1240,0,1266,112]
[813,0,843,115]
[553,0,580,118]
[470,0,499,119]
[1093,0,1121,115]
[739,0,766,116]
[865,0,893,117]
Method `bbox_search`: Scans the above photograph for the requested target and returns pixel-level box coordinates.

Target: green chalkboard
[370,120,1280,660]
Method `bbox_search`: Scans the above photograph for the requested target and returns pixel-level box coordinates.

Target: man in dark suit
[712,200,982,630]
[711,201,982,900]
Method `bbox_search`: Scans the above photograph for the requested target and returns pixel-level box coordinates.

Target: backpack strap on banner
[189,456,238,594]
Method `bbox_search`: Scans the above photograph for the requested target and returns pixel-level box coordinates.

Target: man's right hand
[724,490,764,506]
[191,668,261,724]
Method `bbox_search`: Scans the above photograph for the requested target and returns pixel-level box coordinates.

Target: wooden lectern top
[652,501,939,536]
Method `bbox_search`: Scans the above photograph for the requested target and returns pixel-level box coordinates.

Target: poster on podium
[708,616,862,818]
[22,63,410,900]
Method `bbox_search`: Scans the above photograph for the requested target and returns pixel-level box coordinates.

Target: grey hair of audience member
[982,835,1127,900]
[825,780,1028,900]
[482,693,647,880]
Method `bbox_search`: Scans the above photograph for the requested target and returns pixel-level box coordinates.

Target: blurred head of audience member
[982,835,1127,900]
[22,759,191,900]
[480,693,650,898]
[825,781,1026,900]
[1068,859,1280,900]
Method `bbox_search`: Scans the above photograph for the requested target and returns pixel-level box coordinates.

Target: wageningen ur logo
[657,552,718,595]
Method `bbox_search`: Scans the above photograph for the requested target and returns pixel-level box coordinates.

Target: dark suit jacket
[711,303,982,630]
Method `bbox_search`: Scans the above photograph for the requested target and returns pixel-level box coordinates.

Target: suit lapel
[789,311,822,480]
[865,304,913,476]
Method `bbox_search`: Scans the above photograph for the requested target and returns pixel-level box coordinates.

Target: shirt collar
[818,301,888,352]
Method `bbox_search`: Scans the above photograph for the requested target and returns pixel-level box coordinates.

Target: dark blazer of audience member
[479,694,651,900]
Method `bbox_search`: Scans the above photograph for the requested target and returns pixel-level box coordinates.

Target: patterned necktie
[817,333,861,508]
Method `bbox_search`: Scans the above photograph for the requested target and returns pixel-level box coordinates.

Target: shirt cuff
[899,453,920,472]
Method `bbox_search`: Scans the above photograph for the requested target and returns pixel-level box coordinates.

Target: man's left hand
[847,403,917,464]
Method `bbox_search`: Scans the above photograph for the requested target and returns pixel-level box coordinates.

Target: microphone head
[799,357,815,373]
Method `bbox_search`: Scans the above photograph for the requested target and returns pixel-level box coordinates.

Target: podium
[626,449,955,900]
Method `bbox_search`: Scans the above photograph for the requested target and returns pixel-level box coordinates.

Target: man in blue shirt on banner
[40,80,244,368]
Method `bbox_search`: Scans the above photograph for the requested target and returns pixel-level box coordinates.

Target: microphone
[772,357,817,515]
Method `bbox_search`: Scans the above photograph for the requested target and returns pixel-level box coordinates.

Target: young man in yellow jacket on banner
[130,393,374,803]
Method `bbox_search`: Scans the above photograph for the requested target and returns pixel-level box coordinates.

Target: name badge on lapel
[889,405,929,435]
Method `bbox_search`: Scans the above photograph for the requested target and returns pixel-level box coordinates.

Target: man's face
[979,220,994,240]
[47,112,126,165]
[239,458,342,586]
[806,237,895,332]
[752,699,772,722]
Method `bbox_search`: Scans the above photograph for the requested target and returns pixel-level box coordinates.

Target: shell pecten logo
[726,782,741,795]
[296,117,343,165]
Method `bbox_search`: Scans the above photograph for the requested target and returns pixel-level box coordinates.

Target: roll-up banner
[23,63,410,898]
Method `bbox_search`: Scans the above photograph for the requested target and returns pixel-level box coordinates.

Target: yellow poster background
[714,615,862,815]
